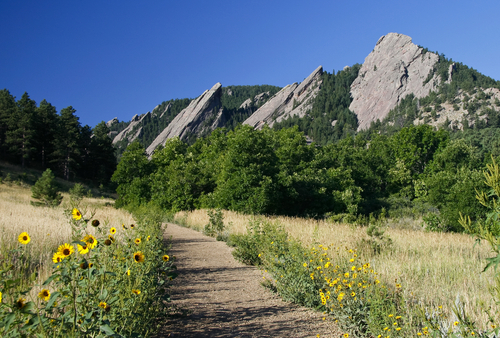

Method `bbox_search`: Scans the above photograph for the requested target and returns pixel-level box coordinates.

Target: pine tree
[34,99,58,169]
[0,89,17,160]
[5,92,37,167]
[31,168,63,207]
[88,121,117,185]
[52,106,81,180]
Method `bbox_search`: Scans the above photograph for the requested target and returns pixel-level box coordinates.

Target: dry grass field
[0,182,134,294]
[175,209,497,327]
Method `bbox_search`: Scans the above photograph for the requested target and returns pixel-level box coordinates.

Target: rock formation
[244,66,323,129]
[350,33,441,130]
[106,117,118,128]
[112,112,151,145]
[146,83,224,156]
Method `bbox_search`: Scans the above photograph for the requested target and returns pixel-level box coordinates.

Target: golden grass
[0,183,134,296]
[175,209,497,327]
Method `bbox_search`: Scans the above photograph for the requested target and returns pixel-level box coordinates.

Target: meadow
[0,180,175,337]
[174,209,498,335]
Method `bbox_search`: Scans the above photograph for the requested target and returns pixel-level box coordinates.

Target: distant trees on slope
[0,89,116,185]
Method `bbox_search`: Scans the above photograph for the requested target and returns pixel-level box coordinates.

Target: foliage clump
[30,168,62,207]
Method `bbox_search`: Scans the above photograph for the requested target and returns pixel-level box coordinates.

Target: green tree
[212,125,280,214]
[112,141,154,208]
[0,89,17,161]
[31,168,63,207]
[33,99,58,169]
[88,122,117,185]
[390,125,448,178]
[5,92,37,168]
[52,106,82,180]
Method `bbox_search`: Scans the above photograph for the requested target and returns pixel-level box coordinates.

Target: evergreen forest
[0,90,116,186]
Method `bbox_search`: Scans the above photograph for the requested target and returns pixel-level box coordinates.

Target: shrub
[69,183,86,204]
[30,169,62,207]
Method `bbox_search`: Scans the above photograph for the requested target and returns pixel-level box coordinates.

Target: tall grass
[174,209,497,329]
[0,183,134,296]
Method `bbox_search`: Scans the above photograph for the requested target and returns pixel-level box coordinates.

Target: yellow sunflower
[126,269,131,276]
[108,235,115,242]
[98,301,107,309]
[133,251,145,263]
[18,232,31,245]
[57,243,74,258]
[0,291,2,302]
[134,238,141,245]
[110,227,116,235]
[72,208,82,221]
[132,289,141,295]
[83,234,97,249]
[16,298,26,309]
[38,289,51,301]
[130,224,135,229]
[52,252,64,263]
[162,255,169,262]
[77,243,89,255]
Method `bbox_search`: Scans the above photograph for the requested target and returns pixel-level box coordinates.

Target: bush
[30,169,62,207]
[69,183,86,204]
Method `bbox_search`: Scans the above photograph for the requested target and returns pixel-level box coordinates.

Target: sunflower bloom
[162,255,169,262]
[77,244,89,255]
[38,289,51,301]
[16,298,26,309]
[72,208,82,221]
[110,227,116,235]
[133,251,145,263]
[57,243,74,258]
[99,301,107,309]
[0,291,2,302]
[134,238,141,245]
[18,232,31,245]
[132,289,141,295]
[83,234,97,249]
[52,252,64,263]
[126,269,131,276]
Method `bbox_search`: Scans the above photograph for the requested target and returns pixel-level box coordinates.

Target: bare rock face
[106,117,118,128]
[350,33,440,130]
[112,112,151,144]
[244,66,323,129]
[146,83,223,156]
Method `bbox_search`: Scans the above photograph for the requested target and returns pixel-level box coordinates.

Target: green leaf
[100,324,115,336]
[20,301,35,313]
[43,274,58,286]
[46,291,60,309]
[3,313,16,331]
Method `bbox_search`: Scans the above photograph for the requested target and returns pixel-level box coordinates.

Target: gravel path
[156,223,343,338]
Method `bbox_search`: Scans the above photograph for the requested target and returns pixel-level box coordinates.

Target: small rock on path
[156,223,343,338]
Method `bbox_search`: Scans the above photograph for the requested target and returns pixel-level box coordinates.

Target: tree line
[113,123,496,233]
[0,89,116,185]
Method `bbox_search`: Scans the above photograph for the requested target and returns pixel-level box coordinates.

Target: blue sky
[1,0,499,128]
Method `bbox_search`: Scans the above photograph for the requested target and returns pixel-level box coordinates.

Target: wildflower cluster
[0,207,176,337]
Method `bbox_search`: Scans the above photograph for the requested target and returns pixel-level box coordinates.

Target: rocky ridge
[146,83,224,156]
[112,113,151,145]
[350,33,441,130]
[243,65,323,129]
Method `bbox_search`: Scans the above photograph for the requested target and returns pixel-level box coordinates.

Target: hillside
[110,32,500,151]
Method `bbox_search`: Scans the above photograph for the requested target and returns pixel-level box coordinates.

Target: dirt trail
[156,223,342,338]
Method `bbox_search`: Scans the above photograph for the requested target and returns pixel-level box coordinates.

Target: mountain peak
[350,32,440,130]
